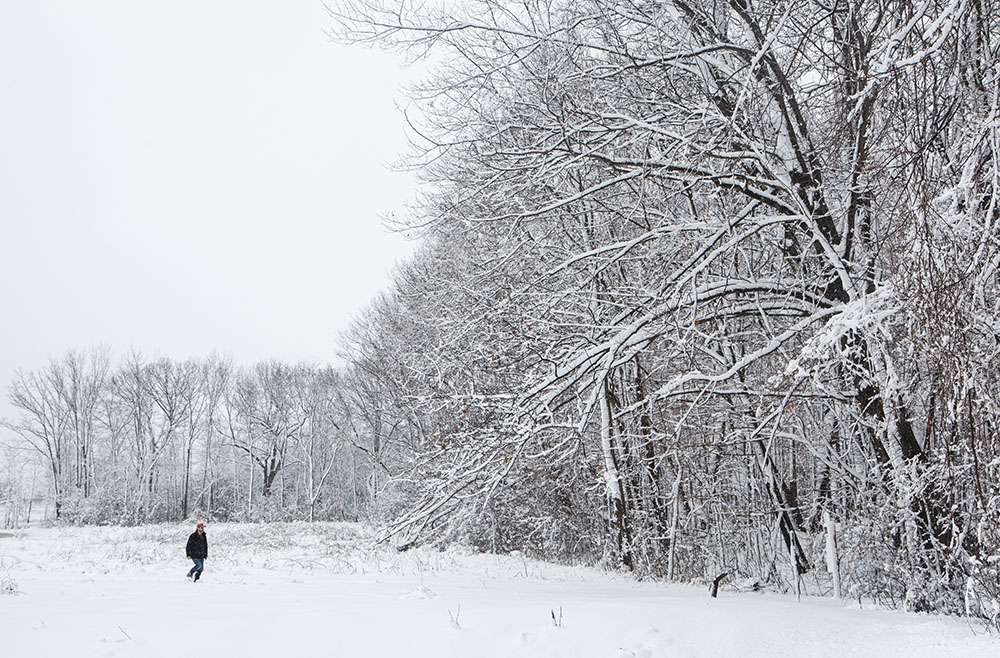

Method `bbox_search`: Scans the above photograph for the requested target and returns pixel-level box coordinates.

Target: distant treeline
[2,350,396,526]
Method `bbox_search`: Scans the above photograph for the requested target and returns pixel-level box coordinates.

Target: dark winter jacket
[186,531,208,559]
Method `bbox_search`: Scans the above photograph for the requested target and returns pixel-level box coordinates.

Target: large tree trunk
[600,379,633,569]
[752,439,809,575]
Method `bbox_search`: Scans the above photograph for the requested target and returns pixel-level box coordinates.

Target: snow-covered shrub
[0,571,18,595]
[427,461,604,566]
[57,484,145,526]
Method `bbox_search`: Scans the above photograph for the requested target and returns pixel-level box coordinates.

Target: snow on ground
[0,523,996,657]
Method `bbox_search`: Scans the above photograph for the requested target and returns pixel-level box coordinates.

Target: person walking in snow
[186,523,208,582]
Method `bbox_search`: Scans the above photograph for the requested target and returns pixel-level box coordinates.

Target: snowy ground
[1,523,996,657]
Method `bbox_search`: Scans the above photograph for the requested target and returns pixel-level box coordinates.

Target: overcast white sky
[0,1,418,427]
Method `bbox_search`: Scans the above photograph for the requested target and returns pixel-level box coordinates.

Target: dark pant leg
[190,558,204,581]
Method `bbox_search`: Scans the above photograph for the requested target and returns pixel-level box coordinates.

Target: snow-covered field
[1,523,996,657]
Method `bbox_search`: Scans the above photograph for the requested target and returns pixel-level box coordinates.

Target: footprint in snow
[617,645,663,658]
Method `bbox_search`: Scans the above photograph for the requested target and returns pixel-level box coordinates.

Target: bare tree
[3,349,109,517]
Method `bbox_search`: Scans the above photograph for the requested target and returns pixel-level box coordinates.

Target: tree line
[325,0,1000,619]
[1,349,396,526]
